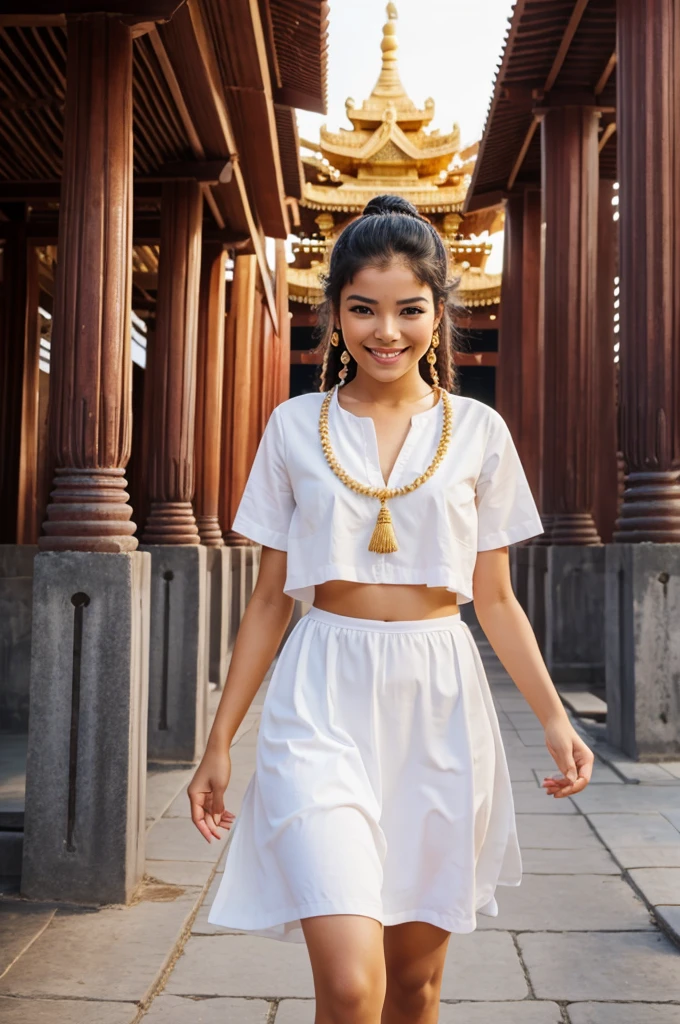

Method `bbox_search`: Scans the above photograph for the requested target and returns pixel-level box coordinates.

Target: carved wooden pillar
[259,304,275,434]
[142,180,202,544]
[539,105,601,544]
[195,243,227,546]
[39,16,136,551]
[0,212,41,544]
[248,287,264,467]
[275,238,291,405]
[593,178,619,543]
[615,0,680,539]
[497,189,542,500]
[221,254,257,544]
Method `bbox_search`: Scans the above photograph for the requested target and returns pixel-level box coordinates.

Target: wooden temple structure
[0,0,328,903]
[466,0,680,759]
[286,3,505,406]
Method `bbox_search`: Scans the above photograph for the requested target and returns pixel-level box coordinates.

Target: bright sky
[295,0,515,149]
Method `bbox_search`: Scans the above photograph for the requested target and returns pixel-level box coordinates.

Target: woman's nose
[374,319,401,342]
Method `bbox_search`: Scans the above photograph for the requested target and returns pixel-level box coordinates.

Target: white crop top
[231,386,544,605]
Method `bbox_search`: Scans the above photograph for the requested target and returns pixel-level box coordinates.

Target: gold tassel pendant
[368,498,399,553]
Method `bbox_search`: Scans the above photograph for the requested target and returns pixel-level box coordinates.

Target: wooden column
[220,254,257,544]
[539,106,601,544]
[142,180,202,544]
[39,16,136,551]
[615,0,680,539]
[593,178,619,543]
[275,238,291,405]
[195,243,227,546]
[497,193,523,436]
[0,212,41,544]
[497,189,542,500]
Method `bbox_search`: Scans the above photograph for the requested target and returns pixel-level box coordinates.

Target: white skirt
[208,606,522,943]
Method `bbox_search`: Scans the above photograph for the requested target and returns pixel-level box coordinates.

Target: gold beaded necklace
[318,384,453,553]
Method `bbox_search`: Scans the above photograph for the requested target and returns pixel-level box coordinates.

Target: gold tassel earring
[427,328,440,388]
[339,348,351,383]
[331,330,340,346]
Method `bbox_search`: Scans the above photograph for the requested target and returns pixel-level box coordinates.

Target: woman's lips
[365,347,409,364]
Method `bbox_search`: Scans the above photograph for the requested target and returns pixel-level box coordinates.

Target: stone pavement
[1,624,680,1023]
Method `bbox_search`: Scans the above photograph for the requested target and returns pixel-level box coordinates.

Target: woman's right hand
[188,747,236,842]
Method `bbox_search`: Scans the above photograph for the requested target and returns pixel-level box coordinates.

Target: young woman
[188,194,594,1024]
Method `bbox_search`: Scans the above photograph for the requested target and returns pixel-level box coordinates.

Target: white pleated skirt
[207,605,522,943]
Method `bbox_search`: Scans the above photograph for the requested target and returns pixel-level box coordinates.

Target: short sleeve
[475,409,544,551]
[231,405,295,551]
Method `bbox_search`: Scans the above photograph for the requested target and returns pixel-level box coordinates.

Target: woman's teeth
[367,348,407,361]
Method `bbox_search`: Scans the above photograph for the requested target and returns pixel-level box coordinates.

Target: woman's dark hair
[315,194,462,392]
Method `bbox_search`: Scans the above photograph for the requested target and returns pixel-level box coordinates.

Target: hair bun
[362,194,421,219]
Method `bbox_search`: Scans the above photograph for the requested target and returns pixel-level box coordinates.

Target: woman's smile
[365,345,410,364]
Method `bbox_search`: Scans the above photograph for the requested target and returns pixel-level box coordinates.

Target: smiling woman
[189,193,594,1023]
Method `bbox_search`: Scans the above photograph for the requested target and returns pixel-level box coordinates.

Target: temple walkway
[1,622,680,1023]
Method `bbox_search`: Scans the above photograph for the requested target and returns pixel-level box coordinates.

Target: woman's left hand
[541,716,595,798]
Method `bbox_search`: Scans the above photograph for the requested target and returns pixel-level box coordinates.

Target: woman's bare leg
[301,913,387,1024]
[381,921,452,1024]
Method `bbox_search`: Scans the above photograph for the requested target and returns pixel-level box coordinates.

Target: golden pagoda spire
[372,3,406,103]
[345,4,434,131]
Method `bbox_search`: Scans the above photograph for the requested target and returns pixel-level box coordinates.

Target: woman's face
[337,260,441,384]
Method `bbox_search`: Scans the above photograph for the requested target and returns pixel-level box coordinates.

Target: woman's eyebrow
[346,294,378,304]
[396,296,429,305]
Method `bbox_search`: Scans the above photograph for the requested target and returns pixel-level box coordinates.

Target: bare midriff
[313,580,459,622]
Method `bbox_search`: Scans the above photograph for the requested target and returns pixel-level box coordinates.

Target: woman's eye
[401,306,425,316]
[349,305,373,315]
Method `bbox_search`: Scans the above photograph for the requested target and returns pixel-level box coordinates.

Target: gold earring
[427,328,440,388]
[331,330,340,346]
[339,348,351,383]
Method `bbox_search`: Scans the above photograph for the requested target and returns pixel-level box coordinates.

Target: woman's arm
[188,545,294,841]
[472,547,594,798]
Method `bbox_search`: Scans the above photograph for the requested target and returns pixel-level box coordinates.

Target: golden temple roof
[288,263,501,309]
[302,3,474,215]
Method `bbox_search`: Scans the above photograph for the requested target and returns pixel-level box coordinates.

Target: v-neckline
[332,385,442,489]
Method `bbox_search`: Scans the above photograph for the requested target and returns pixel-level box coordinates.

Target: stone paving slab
[146,768,193,827]
[628,868,680,907]
[0,902,55,976]
[145,859,214,888]
[0,997,137,1023]
[586,812,680,848]
[516,813,602,849]
[517,729,549,746]
[145,817,226,863]
[520,846,619,874]
[142,994,271,1022]
[438,930,528,1000]
[656,906,680,945]
[517,931,680,1001]
[477,874,652,931]
[438,1002,563,1024]
[191,873,225,935]
[0,890,201,1002]
[572,786,680,814]
[511,781,577,814]
[603,762,679,784]
[568,1005,680,1024]
[607,846,680,869]
[274,998,566,1024]
[165,935,315,998]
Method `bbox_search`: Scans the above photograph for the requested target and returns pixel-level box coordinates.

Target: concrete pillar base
[512,543,532,613]
[545,545,605,684]
[21,550,150,905]
[140,544,208,763]
[0,545,37,733]
[527,544,548,656]
[206,545,232,688]
[227,546,248,651]
[605,543,680,759]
